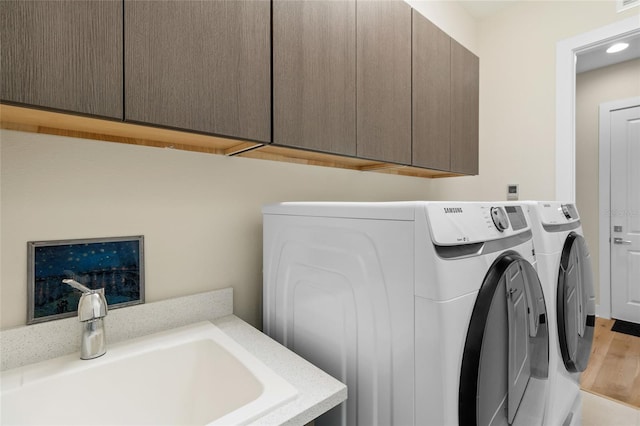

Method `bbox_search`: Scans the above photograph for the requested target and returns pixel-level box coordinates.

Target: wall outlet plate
[507,184,519,200]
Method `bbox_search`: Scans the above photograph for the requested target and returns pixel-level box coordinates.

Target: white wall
[576,58,640,304]
[429,1,640,202]
[406,0,478,55]
[0,130,436,330]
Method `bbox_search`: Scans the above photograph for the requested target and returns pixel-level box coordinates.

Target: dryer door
[557,232,595,373]
[459,252,549,426]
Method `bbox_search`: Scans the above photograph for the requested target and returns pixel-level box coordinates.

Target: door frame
[598,97,640,319]
[555,15,640,202]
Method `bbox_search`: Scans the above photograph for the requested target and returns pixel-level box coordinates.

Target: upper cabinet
[0,0,123,119]
[273,0,413,164]
[1,0,478,177]
[272,2,476,173]
[412,10,451,171]
[356,0,412,165]
[450,40,479,175]
[413,11,479,175]
[273,0,356,156]
[124,0,271,143]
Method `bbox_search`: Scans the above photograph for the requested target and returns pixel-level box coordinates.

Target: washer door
[557,232,595,373]
[459,251,549,426]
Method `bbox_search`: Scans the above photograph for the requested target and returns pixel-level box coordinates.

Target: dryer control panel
[536,202,581,225]
[561,204,578,220]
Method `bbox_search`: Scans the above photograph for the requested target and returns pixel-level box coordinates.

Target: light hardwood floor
[581,317,640,409]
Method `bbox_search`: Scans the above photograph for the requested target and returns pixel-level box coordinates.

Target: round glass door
[557,232,595,373]
[459,251,549,426]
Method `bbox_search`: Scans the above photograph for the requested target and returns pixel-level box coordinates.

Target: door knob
[614,237,632,245]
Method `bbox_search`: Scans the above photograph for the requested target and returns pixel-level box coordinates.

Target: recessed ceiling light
[606,42,630,53]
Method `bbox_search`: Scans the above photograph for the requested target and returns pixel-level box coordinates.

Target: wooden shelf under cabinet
[0,104,462,179]
[0,104,256,155]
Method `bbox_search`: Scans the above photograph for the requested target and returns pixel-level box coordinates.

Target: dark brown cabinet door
[0,1,123,119]
[356,0,411,164]
[125,0,270,143]
[273,0,356,155]
[450,40,479,175]
[412,11,451,171]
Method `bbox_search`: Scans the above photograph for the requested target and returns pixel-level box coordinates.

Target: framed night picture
[27,236,145,324]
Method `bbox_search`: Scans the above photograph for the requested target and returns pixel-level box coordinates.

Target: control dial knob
[491,207,509,232]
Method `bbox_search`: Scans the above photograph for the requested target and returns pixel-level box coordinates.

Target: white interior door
[611,105,640,324]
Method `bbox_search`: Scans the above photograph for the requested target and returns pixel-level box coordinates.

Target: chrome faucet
[62,279,108,360]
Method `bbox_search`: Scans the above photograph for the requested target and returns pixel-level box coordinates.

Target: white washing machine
[263,201,550,426]
[523,201,595,426]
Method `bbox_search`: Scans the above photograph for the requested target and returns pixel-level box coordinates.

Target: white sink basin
[1,321,298,425]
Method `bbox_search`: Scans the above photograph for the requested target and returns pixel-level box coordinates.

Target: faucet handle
[62,279,108,321]
[62,278,93,293]
[78,289,108,322]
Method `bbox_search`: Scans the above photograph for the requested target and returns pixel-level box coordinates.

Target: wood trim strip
[1,104,461,179]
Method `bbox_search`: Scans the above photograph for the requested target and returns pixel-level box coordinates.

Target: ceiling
[576,32,640,73]
[457,0,640,73]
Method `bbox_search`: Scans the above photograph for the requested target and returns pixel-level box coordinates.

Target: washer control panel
[490,207,509,232]
[505,206,528,231]
[426,203,531,245]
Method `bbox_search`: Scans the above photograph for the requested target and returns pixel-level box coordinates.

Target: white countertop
[1,289,346,425]
[213,315,347,426]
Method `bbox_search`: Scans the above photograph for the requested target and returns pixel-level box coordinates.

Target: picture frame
[27,235,145,324]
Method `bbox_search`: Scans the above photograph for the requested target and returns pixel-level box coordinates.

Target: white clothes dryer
[263,201,550,426]
[523,201,595,426]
